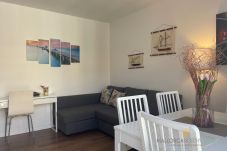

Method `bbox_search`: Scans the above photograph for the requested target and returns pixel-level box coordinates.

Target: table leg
[115,129,127,151]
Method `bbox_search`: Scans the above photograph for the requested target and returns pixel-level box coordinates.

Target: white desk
[0,95,58,136]
[114,108,227,151]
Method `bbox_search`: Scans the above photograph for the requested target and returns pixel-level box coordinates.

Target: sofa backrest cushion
[107,85,125,93]
[146,90,161,116]
[125,87,148,96]
[58,93,101,109]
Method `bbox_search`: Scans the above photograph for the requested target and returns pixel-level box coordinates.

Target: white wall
[0,2,109,137]
[0,2,110,97]
[110,0,227,112]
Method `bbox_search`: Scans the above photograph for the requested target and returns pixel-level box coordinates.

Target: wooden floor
[0,129,114,151]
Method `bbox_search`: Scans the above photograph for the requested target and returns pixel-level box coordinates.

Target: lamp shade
[188,48,216,70]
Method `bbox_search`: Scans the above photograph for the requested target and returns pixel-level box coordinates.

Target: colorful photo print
[71,45,80,63]
[26,40,39,61]
[61,42,70,65]
[50,39,61,67]
[217,13,227,64]
[38,40,49,64]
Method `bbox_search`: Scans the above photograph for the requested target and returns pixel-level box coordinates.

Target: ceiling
[0,0,155,22]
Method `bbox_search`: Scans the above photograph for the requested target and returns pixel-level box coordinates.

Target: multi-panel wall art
[38,40,49,64]
[26,39,80,67]
[50,39,61,67]
[71,45,80,63]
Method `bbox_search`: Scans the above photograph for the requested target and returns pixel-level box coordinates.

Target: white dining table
[114,108,227,151]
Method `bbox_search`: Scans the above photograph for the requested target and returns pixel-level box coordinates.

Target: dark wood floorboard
[0,129,114,151]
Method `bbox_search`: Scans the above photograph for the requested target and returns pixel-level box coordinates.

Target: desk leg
[50,102,57,133]
[55,102,58,133]
[115,129,127,151]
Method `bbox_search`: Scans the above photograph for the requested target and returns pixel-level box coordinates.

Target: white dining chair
[156,91,182,115]
[138,111,202,151]
[6,91,34,136]
[117,94,149,124]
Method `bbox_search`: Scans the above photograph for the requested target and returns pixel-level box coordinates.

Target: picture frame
[150,26,177,56]
[128,53,144,69]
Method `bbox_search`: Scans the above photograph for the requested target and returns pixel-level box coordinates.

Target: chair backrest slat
[152,122,159,151]
[168,94,173,113]
[166,95,170,113]
[138,111,202,151]
[160,125,166,151]
[156,91,182,115]
[168,127,175,151]
[117,95,149,124]
[130,99,135,121]
[122,100,127,123]
[172,94,177,112]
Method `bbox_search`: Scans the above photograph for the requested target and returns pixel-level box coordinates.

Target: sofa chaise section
[57,86,183,137]
[58,93,101,135]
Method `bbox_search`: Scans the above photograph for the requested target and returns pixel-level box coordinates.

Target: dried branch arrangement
[180,44,223,127]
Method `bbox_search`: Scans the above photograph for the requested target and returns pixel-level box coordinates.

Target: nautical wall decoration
[150,25,177,56]
[128,51,144,69]
[216,12,227,65]
[26,38,80,67]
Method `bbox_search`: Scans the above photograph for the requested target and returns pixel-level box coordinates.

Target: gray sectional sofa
[57,86,182,137]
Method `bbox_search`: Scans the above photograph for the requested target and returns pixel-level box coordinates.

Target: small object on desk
[40,85,49,96]
[33,91,40,97]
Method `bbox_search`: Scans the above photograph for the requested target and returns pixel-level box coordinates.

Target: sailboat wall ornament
[128,50,144,69]
[150,24,177,56]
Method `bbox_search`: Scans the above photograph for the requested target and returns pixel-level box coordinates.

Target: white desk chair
[5,91,34,136]
[156,91,182,115]
[117,95,149,124]
[138,111,202,151]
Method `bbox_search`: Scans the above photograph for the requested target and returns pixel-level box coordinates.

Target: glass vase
[43,87,49,96]
[192,94,214,128]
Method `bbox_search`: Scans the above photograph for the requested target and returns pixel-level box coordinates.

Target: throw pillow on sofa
[109,89,125,107]
[100,88,112,105]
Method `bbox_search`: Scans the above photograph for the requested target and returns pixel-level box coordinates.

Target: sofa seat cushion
[95,106,119,125]
[58,104,108,123]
